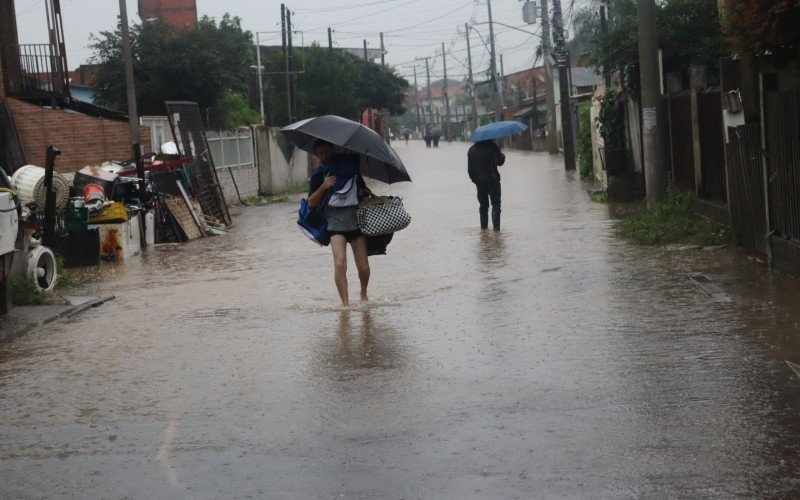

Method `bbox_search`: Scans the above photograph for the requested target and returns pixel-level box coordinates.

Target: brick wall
[138,0,197,27]
[7,98,151,173]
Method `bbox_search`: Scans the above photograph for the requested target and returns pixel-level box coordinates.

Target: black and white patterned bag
[356,196,411,236]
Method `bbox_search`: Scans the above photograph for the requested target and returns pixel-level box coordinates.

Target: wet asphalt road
[3,140,800,498]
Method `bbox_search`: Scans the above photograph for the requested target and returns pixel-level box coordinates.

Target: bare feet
[360,292,368,303]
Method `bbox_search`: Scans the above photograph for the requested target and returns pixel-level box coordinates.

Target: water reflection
[318,308,406,375]
[476,231,509,303]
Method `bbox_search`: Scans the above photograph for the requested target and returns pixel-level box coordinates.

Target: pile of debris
[0,102,231,305]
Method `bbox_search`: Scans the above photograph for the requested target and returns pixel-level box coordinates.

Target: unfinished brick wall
[139,0,197,27]
[6,98,151,173]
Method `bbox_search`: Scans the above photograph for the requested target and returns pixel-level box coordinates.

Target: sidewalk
[0,295,115,342]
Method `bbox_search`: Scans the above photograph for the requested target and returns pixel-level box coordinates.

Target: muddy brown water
[2,141,800,498]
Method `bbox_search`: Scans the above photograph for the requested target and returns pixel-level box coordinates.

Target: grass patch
[244,195,273,206]
[589,190,609,203]
[245,184,307,206]
[617,190,730,246]
[9,277,46,306]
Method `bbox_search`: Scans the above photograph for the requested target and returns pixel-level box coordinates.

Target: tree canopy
[261,44,409,126]
[90,14,255,128]
[585,0,726,93]
[725,0,800,63]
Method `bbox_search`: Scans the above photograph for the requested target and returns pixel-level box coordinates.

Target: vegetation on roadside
[616,190,730,246]
[589,190,609,203]
[244,195,273,206]
[9,277,46,306]
[244,185,306,206]
[55,255,74,289]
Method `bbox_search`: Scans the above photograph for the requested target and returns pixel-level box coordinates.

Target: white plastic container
[145,211,155,246]
[0,192,18,256]
[10,165,69,212]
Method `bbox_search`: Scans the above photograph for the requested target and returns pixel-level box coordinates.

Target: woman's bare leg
[330,235,350,307]
[350,236,370,303]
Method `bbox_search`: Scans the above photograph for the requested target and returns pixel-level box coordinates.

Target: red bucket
[83,183,106,203]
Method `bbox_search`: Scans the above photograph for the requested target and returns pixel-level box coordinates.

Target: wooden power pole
[638,0,667,203]
[551,0,576,170]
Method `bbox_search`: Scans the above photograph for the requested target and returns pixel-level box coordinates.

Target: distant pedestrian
[432,134,440,148]
[423,133,432,148]
[467,139,505,230]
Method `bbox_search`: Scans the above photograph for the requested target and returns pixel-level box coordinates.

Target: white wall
[255,126,311,196]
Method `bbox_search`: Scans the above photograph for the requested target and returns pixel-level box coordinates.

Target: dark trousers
[475,180,501,229]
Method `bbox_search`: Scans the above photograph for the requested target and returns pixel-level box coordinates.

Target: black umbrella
[280,115,411,183]
[430,127,444,137]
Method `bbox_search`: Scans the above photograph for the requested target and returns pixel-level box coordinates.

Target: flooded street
[3,140,800,498]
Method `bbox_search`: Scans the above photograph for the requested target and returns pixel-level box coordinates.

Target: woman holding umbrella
[280,115,412,308]
[307,140,372,307]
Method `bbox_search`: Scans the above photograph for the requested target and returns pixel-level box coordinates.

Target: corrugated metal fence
[697,88,727,202]
[727,123,768,254]
[206,129,254,171]
[766,89,800,242]
[667,92,695,191]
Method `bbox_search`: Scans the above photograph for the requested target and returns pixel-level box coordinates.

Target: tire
[0,254,8,315]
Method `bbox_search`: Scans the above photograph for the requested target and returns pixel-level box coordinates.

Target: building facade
[138,0,197,28]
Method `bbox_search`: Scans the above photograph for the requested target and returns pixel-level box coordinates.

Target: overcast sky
[15,0,587,86]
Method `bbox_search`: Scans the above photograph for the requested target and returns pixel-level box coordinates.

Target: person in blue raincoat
[307,140,373,307]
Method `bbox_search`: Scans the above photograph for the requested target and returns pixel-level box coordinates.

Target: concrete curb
[0,296,115,343]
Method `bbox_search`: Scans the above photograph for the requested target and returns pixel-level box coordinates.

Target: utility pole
[255,32,265,124]
[599,4,610,87]
[380,32,385,66]
[425,57,432,132]
[328,28,334,113]
[442,42,451,140]
[287,9,296,122]
[363,40,368,61]
[281,4,291,124]
[118,0,148,229]
[638,0,667,203]
[541,0,558,153]
[499,53,505,113]
[552,0,576,170]
[465,23,478,133]
[487,0,501,120]
[413,66,421,134]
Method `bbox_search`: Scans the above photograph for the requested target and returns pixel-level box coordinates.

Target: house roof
[570,67,604,88]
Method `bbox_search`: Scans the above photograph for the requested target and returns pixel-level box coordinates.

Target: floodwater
[3,140,800,498]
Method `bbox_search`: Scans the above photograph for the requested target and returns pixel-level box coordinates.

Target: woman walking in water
[307,140,373,307]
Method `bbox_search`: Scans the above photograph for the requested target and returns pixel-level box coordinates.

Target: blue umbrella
[469,120,528,142]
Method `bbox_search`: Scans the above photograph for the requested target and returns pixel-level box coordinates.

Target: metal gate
[727,124,768,254]
[668,93,695,190]
[697,89,727,202]
[165,101,232,226]
[765,89,800,242]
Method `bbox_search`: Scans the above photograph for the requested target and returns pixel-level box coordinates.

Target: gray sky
[15,0,586,86]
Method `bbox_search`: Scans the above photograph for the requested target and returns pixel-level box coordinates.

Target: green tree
[262,44,408,125]
[589,0,726,92]
[90,14,256,127]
